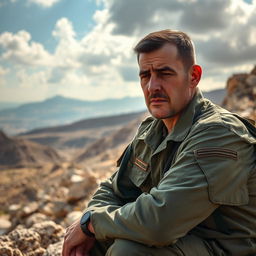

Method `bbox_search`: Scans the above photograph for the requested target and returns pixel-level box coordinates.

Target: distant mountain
[0,130,62,169]
[21,110,146,135]
[0,102,22,111]
[0,95,146,135]
[0,89,225,135]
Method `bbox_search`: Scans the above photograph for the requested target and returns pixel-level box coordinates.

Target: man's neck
[162,113,181,133]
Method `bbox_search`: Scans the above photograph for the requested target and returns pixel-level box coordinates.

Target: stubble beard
[148,102,179,120]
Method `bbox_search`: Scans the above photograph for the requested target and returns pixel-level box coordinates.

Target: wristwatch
[80,211,95,237]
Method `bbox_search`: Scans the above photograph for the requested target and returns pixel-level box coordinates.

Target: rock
[65,211,83,226]
[222,66,256,120]
[70,174,84,183]
[40,201,71,218]
[5,228,45,255]
[31,221,65,248]
[67,175,97,203]
[43,241,63,256]
[0,217,12,235]
[0,246,23,256]
[0,220,64,256]
[250,65,256,75]
[9,204,22,216]
[20,202,39,218]
[246,75,256,88]
[25,213,49,228]
[37,189,51,202]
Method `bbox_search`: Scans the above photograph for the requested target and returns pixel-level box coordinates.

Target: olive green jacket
[87,89,256,255]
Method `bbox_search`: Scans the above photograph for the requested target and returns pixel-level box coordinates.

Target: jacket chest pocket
[129,157,151,187]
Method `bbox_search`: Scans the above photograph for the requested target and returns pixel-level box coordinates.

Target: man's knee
[106,239,151,256]
[105,239,183,256]
[104,235,212,256]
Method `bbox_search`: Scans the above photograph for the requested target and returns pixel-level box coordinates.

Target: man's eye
[140,74,150,79]
[161,72,172,76]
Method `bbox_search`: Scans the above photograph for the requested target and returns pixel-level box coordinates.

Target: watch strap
[80,211,95,237]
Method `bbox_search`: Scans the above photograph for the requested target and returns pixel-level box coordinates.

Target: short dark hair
[134,29,195,70]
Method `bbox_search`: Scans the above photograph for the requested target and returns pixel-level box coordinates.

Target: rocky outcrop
[0,221,64,256]
[0,131,62,168]
[222,65,256,120]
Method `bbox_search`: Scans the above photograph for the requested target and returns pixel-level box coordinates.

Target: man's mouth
[150,98,168,104]
[149,93,169,104]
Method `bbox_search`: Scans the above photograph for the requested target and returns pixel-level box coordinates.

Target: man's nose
[148,75,161,92]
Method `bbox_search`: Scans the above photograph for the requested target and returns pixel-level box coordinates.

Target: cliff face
[222,65,256,120]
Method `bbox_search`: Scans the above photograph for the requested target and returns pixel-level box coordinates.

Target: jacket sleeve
[89,125,254,247]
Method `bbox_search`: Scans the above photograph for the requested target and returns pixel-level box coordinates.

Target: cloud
[104,0,183,35]
[0,66,9,76]
[52,18,82,68]
[196,2,256,67]
[103,0,239,36]
[0,30,53,66]
[52,17,76,41]
[119,65,138,82]
[179,0,233,32]
[1,0,256,103]
[27,0,61,8]
[17,69,48,88]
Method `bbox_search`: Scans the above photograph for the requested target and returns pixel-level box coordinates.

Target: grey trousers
[89,234,213,256]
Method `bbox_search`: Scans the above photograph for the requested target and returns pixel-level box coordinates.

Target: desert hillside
[0,131,62,169]
[18,111,147,162]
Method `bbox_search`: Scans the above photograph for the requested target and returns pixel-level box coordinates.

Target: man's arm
[88,125,254,246]
[62,146,136,256]
[62,217,95,256]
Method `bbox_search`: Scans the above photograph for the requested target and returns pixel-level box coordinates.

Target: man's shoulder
[194,102,256,143]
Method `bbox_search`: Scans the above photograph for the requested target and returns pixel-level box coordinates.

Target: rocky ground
[0,149,122,255]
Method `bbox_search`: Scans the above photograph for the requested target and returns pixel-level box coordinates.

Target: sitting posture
[62,29,256,256]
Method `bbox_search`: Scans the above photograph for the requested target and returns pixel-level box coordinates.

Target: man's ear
[190,65,202,88]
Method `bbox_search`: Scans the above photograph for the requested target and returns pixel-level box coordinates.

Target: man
[62,30,256,255]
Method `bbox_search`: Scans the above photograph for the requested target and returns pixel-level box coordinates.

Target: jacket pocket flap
[129,159,150,187]
[194,148,249,205]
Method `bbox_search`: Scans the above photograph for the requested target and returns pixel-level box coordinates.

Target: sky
[0,0,255,103]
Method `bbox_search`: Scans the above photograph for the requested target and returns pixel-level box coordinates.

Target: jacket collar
[138,88,205,150]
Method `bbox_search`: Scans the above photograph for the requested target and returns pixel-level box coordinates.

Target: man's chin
[149,109,176,120]
[150,111,169,120]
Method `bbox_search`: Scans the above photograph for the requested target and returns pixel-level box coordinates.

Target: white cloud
[17,69,48,88]
[0,30,54,66]
[52,18,81,68]
[0,66,9,76]
[27,0,61,8]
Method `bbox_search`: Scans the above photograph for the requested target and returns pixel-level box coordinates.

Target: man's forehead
[139,62,173,71]
[138,44,179,70]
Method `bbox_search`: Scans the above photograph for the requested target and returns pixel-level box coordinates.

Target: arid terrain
[0,66,255,255]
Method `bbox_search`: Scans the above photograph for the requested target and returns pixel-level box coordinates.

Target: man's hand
[62,218,95,256]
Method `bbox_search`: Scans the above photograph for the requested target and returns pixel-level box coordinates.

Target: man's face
[138,43,196,121]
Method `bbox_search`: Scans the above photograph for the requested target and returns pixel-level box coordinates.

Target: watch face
[80,212,90,225]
